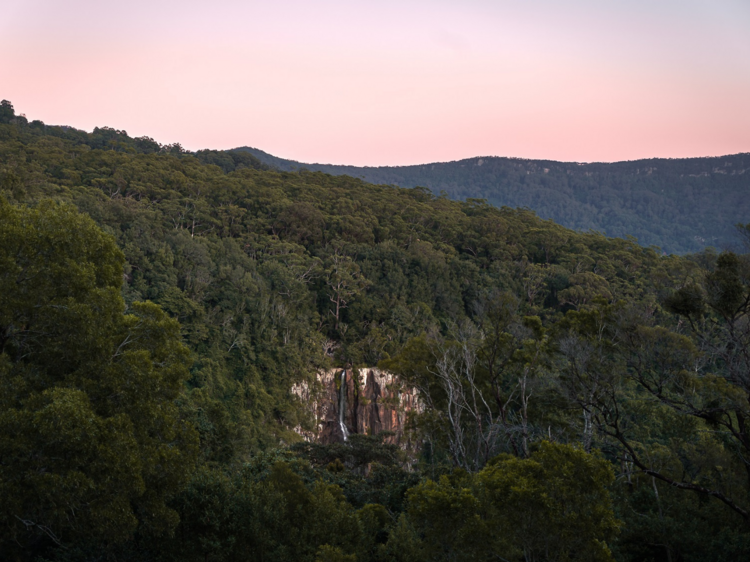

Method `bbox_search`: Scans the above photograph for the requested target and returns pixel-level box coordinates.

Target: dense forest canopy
[240,146,750,255]
[2,99,750,561]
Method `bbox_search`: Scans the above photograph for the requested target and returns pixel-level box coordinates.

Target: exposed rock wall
[292,368,421,447]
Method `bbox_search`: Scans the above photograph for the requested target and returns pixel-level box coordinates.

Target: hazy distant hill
[237,147,750,254]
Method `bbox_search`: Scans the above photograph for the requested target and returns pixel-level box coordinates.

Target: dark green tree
[0,99,14,124]
[0,198,198,557]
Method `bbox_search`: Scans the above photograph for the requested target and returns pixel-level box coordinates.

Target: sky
[2,0,749,166]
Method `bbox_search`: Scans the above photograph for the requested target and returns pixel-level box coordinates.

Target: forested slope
[240,146,750,254]
[2,100,750,561]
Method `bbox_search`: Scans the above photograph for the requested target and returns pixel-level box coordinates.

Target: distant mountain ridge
[236,147,750,254]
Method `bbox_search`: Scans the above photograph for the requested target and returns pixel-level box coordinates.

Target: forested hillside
[2,100,750,561]
[240,146,750,254]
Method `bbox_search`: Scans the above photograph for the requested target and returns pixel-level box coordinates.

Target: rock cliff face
[292,368,421,447]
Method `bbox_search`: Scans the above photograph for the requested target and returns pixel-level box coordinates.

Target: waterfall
[339,369,349,441]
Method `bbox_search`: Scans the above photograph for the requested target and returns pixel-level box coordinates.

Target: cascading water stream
[339,369,349,441]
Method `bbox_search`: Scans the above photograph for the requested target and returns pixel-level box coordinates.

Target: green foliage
[478,442,619,562]
[242,146,750,254]
[406,472,495,561]
[154,461,361,562]
[0,108,678,464]
[403,442,619,562]
[0,99,15,124]
[0,198,198,557]
[1,106,750,561]
[291,434,420,512]
[316,545,357,562]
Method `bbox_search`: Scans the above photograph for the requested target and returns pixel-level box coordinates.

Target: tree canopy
[1,102,749,561]
[241,146,750,254]
[0,198,198,556]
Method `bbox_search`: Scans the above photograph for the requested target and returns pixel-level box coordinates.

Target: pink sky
[2,0,749,166]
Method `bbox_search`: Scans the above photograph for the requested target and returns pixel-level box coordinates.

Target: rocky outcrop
[292,368,421,447]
